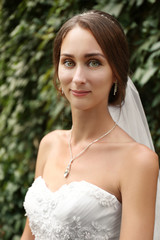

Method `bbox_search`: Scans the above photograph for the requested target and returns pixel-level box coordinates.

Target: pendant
[64,164,70,178]
[64,168,69,178]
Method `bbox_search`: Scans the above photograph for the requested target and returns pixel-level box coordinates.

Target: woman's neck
[70,107,115,145]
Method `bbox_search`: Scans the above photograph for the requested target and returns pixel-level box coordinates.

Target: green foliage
[0,0,159,239]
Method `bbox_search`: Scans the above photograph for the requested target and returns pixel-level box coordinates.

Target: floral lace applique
[88,185,119,209]
[24,177,121,240]
[27,214,111,240]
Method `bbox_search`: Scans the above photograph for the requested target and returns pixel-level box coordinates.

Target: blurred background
[0,0,160,239]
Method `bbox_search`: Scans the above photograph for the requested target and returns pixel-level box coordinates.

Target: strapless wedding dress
[24,176,122,240]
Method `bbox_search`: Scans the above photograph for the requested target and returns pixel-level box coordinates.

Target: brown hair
[53,10,129,105]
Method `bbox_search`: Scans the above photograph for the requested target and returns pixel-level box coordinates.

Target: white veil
[109,77,160,240]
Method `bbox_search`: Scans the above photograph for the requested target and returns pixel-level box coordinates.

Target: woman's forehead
[60,26,103,55]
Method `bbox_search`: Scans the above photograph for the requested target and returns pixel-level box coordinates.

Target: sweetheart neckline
[35,176,121,204]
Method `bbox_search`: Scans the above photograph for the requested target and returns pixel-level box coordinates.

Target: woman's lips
[70,89,91,96]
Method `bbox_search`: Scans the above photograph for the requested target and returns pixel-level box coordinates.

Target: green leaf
[140,67,157,85]
[150,41,160,52]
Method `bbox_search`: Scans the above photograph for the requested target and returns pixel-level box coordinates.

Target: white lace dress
[24,176,122,240]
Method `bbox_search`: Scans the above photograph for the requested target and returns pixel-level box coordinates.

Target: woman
[21,10,159,240]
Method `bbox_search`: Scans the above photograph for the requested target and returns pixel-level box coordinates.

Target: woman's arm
[21,218,34,240]
[21,134,52,239]
[120,145,159,240]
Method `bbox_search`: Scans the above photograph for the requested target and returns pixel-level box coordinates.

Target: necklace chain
[64,122,117,178]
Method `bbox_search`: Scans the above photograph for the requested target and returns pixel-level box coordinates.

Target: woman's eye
[64,60,75,67]
[88,60,101,68]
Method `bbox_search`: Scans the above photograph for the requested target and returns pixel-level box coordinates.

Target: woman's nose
[72,66,86,84]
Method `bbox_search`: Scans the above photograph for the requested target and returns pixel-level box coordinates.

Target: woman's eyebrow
[60,53,74,57]
[84,53,105,59]
[60,53,105,58]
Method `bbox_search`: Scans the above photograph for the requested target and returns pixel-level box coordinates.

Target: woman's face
[58,26,115,111]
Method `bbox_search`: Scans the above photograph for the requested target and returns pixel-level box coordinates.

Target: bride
[21,10,159,240]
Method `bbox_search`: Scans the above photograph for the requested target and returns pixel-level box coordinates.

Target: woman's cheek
[59,71,72,85]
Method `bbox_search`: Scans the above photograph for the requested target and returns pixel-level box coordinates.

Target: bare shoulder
[35,129,69,177]
[40,129,68,147]
[114,125,159,171]
[120,142,159,192]
[127,143,159,172]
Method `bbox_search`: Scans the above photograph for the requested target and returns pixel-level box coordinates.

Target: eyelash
[62,59,102,68]
[88,60,102,67]
[63,59,75,67]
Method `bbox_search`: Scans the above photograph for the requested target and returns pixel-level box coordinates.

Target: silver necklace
[64,122,117,178]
